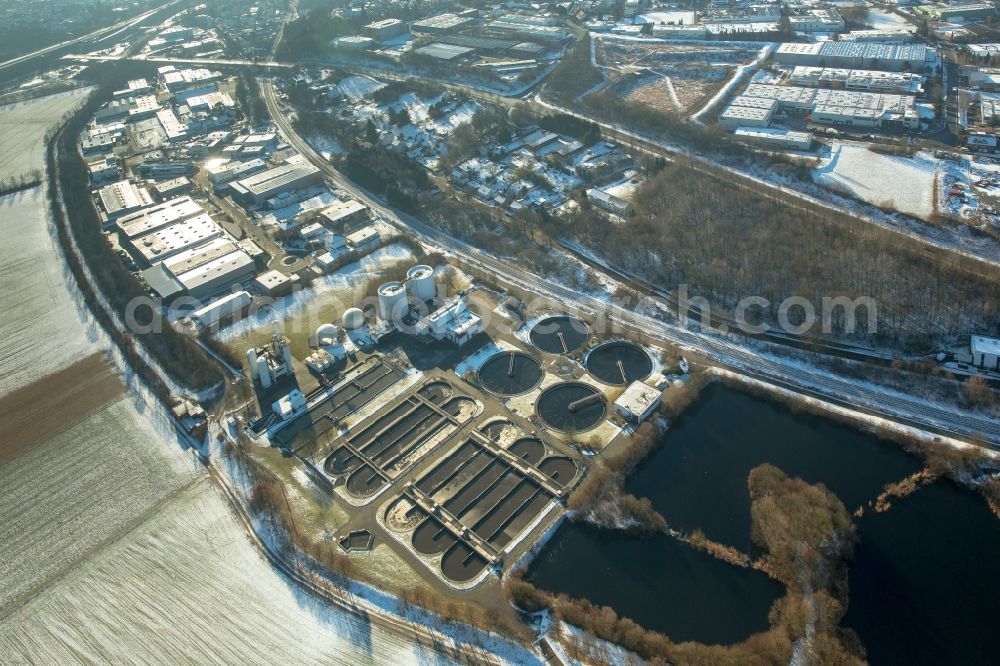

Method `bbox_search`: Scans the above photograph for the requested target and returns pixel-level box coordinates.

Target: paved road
[259,78,1000,446]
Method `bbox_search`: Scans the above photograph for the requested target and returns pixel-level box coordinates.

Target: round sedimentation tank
[529,315,590,355]
[342,307,365,330]
[406,264,436,301]
[586,341,653,385]
[377,281,409,322]
[315,323,339,345]
[478,351,544,396]
[536,382,607,433]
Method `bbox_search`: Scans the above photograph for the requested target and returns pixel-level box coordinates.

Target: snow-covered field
[337,75,386,101]
[0,479,451,665]
[0,87,91,181]
[0,395,199,612]
[813,142,937,219]
[636,10,697,25]
[866,8,916,33]
[0,187,100,397]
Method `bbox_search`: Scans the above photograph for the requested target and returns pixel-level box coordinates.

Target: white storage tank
[377,281,409,322]
[406,264,436,301]
[342,307,365,330]
[246,348,259,381]
[315,323,339,346]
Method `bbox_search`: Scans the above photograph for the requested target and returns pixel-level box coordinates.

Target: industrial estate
[3,0,1000,664]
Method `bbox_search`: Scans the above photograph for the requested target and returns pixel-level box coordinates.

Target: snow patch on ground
[813,142,937,219]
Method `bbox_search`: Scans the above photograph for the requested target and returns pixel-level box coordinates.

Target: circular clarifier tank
[536,382,607,433]
[478,351,544,396]
[529,315,590,355]
[585,341,653,386]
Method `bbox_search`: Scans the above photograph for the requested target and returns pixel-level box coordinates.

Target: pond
[528,383,1000,661]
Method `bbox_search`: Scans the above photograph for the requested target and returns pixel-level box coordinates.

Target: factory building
[410,13,476,34]
[229,162,323,206]
[319,199,368,228]
[718,96,778,129]
[788,9,844,33]
[788,66,924,94]
[483,20,568,42]
[364,18,408,40]
[143,237,256,300]
[720,83,917,130]
[157,108,188,142]
[254,269,293,297]
[117,196,204,239]
[415,295,484,345]
[414,43,477,62]
[206,158,267,188]
[614,381,662,424]
[247,328,294,390]
[190,290,252,327]
[97,180,154,222]
[971,335,1000,370]
[128,213,223,265]
[775,42,934,72]
[733,127,814,151]
[346,226,381,252]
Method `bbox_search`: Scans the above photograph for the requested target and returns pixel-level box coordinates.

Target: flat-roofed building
[229,163,323,205]
[129,213,222,265]
[319,199,369,228]
[157,108,188,142]
[719,96,777,128]
[971,335,1000,370]
[98,180,154,221]
[776,41,934,72]
[788,66,923,94]
[587,188,633,216]
[414,43,477,61]
[117,196,204,239]
[614,381,662,424]
[364,18,408,40]
[346,226,381,251]
[734,127,814,150]
[410,13,476,34]
[206,158,266,188]
[174,248,255,298]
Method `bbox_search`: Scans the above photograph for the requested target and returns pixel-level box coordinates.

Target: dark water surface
[528,384,1000,661]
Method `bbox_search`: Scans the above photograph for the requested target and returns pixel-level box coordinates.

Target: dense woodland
[551,164,1000,348]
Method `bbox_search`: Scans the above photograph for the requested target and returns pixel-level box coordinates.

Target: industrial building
[97,180,154,222]
[143,237,256,300]
[788,9,844,33]
[116,196,204,239]
[788,66,924,94]
[774,42,934,72]
[229,162,322,205]
[206,158,266,188]
[414,43,477,62]
[410,13,476,34]
[613,381,662,424]
[190,290,251,327]
[247,328,295,390]
[733,127,813,151]
[415,295,484,345]
[971,335,1000,370]
[319,199,369,228]
[365,18,408,40]
[720,83,918,130]
[346,226,381,251]
[128,213,223,264]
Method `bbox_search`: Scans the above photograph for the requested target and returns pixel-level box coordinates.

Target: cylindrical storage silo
[246,348,259,381]
[258,357,272,389]
[406,264,436,302]
[377,281,409,322]
[342,307,365,330]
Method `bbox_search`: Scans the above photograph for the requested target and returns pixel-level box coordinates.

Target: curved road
[259,77,1000,446]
